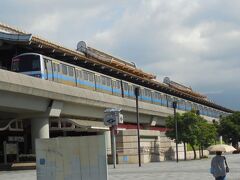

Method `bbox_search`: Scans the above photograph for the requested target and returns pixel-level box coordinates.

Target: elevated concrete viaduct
[0,68,216,163]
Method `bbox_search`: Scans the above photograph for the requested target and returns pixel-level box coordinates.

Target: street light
[172,101,178,163]
[134,87,141,167]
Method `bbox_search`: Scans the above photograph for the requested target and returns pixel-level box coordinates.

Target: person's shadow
[164,146,175,160]
[150,139,160,162]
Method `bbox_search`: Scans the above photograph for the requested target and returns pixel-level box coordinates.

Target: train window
[186,101,192,111]
[112,81,118,89]
[132,85,138,92]
[32,59,40,70]
[83,71,88,81]
[100,76,111,86]
[192,103,198,111]
[203,107,207,115]
[199,106,203,115]
[128,85,134,95]
[116,81,121,89]
[161,94,167,106]
[57,64,60,72]
[139,89,142,96]
[101,76,106,85]
[75,70,79,78]
[12,54,41,72]
[116,81,119,89]
[153,92,161,103]
[68,66,74,76]
[206,108,210,116]
[62,64,67,75]
[123,82,128,91]
[167,95,174,108]
[106,78,111,86]
[144,89,151,97]
[78,70,82,79]
[208,109,212,116]
[52,63,57,72]
[96,76,100,83]
[89,72,94,82]
[178,99,185,110]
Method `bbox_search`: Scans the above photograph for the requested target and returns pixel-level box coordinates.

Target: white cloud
[29,13,61,33]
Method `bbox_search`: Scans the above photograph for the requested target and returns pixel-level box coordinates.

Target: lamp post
[134,87,141,167]
[172,101,178,163]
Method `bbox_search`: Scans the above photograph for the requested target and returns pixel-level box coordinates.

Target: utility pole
[134,87,141,167]
[110,126,117,168]
[173,101,178,163]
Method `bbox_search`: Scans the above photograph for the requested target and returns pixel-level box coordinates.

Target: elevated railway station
[0,23,233,164]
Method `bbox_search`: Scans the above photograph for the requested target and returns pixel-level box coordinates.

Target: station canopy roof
[0,22,233,113]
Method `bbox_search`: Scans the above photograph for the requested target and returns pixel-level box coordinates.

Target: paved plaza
[0,154,239,180]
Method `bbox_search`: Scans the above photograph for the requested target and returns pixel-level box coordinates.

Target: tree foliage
[166,111,217,159]
[219,111,240,148]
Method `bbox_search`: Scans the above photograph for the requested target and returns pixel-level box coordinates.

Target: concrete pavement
[0,154,239,180]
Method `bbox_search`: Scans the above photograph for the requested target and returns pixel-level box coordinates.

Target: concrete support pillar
[219,136,223,144]
[31,117,49,153]
[105,130,111,155]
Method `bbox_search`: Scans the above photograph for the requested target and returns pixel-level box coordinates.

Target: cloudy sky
[1,0,240,110]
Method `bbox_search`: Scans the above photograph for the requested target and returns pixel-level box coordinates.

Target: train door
[52,62,59,82]
[60,64,68,84]
[76,69,84,88]
[68,66,76,86]
[160,94,167,107]
[122,81,129,98]
[112,79,121,96]
[43,58,53,80]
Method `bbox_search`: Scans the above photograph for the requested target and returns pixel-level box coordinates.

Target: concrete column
[105,131,111,155]
[219,136,223,144]
[31,117,49,153]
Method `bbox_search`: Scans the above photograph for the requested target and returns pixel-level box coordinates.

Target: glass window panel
[62,64,67,75]
[68,66,74,76]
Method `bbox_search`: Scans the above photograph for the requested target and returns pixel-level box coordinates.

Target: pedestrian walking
[210,151,229,180]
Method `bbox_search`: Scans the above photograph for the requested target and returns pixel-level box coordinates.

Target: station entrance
[0,118,106,164]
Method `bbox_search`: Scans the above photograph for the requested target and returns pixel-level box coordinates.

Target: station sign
[104,108,123,126]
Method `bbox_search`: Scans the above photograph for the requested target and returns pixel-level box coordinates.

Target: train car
[95,74,113,95]
[77,69,95,90]
[112,79,122,96]
[152,91,162,105]
[58,62,76,86]
[166,95,175,108]
[127,83,138,99]
[185,101,193,111]
[122,81,129,98]
[11,53,45,78]
[140,87,153,103]
[11,53,223,119]
[176,98,186,111]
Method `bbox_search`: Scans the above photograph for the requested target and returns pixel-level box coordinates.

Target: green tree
[196,118,217,157]
[219,111,240,148]
[165,112,182,142]
[165,113,186,159]
[180,111,200,159]
[166,111,200,159]
[166,111,217,160]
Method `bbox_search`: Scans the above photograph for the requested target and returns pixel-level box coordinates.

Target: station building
[0,23,233,164]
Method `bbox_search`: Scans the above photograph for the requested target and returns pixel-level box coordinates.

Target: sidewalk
[0,154,239,180]
[109,154,240,180]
